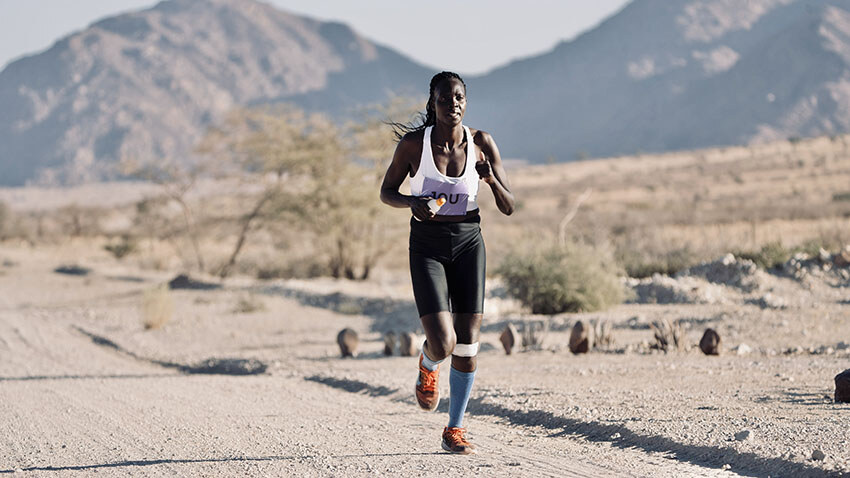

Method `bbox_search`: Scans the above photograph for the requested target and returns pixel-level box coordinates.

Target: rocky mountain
[0,0,430,185]
[2,0,850,184]
[466,0,850,161]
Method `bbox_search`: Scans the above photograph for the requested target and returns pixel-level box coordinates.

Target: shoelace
[445,428,469,445]
[418,367,437,392]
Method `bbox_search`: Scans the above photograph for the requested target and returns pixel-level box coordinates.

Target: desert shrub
[104,236,137,260]
[0,201,8,238]
[256,256,331,280]
[618,246,697,278]
[734,241,790,270]
[233,294,266,313]
[497,242,626,314]
[142,285,173,330]
[832,192,850,202]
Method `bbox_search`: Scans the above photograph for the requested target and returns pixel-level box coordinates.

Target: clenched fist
[475,151,495,184]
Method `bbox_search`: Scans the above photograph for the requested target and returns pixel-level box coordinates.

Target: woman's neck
[432,122,465,151]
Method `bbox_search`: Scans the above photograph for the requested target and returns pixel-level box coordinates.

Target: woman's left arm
[475,131,515,216]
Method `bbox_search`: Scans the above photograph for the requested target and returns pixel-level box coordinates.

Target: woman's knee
[425,335,457,360]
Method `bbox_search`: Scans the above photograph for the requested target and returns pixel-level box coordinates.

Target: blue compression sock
[447,367,476,428]
[420,350,443,371]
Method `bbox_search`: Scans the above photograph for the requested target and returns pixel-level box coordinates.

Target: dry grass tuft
[142,285,174,330]
[233,294,266,314]
[651,318,685,352]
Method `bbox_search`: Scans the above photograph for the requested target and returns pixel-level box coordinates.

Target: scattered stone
[834,247,850,267]
[812,449,826,461]
[610,432,621,439]
[167,274,220,290]
[837,341,850,351]
[835,369,850,403]
[500,323,519,355]
[383,331,396,356]
[627,275,727,305]
[699,329,721,355]
[679,253,763,292]
[721,464,731,471]
[734,430,752,441]
[569,320,593,354]
[181,357,267,375]
[818,248,831,263]
[734,343,752,356]
[337,328,358,358]
[399,332,417,357]
[749,293,787,310]
[54,264,91,276]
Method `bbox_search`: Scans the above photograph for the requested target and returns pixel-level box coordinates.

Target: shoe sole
[441,439,476,455]
[416,389,439,411]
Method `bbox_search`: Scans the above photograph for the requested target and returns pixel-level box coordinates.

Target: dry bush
[651,318,685,352]
[104,236,138,260]
[142,285,174,330]
[233,294,266,314]
[497,241,626,314]
[593,319,614,348]
[521,320,548,350]
[0,200,8,239]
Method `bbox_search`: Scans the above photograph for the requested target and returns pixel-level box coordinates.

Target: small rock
[383,331,396,356]
[569,320,593,354]
[734,430,752,441]
[721,464,731,470]
[835,369,850,403]
[699,328,721,355]
[734,343,752,356]
[399,332,417,357]
[812,449,826,461]
[500,323,519,355]
[834,247,850,267]
[610,432,621,439]
[337,328,358,358]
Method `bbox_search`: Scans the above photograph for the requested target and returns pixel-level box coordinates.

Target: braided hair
[389,71,467,142]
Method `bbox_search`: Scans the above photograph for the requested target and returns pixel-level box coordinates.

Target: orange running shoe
[415,354,440,411]
[441,427,477,455]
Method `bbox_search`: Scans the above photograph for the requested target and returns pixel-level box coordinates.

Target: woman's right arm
[380,135,434,221]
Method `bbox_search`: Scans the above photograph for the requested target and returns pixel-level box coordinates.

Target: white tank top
[409,125,479,216]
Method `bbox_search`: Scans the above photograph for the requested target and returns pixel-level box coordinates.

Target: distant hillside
[0,0,430,185]
[2,0,850,184]
[466,0,850,161]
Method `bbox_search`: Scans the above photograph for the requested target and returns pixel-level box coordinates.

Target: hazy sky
[0,0,630,75]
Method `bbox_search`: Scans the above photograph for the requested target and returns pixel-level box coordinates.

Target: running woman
[380,71,515,454]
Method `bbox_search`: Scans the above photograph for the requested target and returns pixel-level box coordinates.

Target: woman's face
[432,78,466,126]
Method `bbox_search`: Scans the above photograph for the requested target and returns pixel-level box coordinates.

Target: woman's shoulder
[468,127,495,148]
[397,129,426,153]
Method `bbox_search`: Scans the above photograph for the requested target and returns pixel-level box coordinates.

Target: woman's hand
[409,196,436,221]
[475,151,495,184]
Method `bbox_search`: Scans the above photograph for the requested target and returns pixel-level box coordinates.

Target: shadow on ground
[74,326,267,375]
[307,372,840,478]
[0,452,440,474]
[257,285,420,334]
[465,397,839,478]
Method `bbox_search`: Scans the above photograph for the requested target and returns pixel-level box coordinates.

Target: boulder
[569,320,593,354]
[337,328,359,358]
[383,331,396,356]
[699,328,721,355]
[399,332,418,357]
[835,369,850,403]
[499,323,519,355]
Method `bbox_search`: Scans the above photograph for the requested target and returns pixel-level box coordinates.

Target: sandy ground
[0,242,849,477]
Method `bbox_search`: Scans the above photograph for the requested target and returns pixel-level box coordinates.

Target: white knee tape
[453,342,479,357]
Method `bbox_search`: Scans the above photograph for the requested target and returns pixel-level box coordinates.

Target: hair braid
[389,71,466,141]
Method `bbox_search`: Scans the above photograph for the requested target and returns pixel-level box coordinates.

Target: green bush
[734,241,790,270]
[497,242,626,314]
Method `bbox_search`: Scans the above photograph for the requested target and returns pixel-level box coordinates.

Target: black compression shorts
[408,215,485,317]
